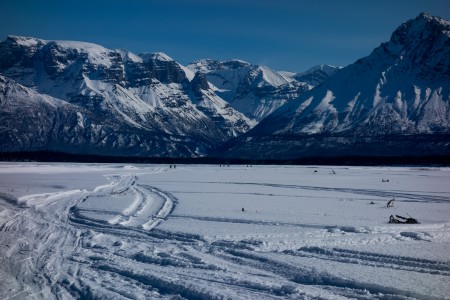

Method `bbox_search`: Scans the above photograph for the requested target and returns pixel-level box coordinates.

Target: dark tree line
[1,151,450,166]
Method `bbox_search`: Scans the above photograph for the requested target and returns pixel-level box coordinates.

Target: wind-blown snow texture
[0,163,449,299]
[222,13,450,159]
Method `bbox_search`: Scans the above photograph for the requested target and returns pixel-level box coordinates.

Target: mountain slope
[221,13,450,159]
[0,75,218,157]
[0,36,253,156]
[187,59,312,121]
[289,64,341,87]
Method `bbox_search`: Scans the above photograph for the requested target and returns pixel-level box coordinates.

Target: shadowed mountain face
[220,13,450,159]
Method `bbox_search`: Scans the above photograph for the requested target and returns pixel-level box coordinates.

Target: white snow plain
[0,163,449,299]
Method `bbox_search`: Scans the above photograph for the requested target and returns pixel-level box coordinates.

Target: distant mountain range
[187,60,339,121]
[0,37,253,157]
[1,13,449,160]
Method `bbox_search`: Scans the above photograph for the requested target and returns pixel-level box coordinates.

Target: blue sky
[1,0,449,72]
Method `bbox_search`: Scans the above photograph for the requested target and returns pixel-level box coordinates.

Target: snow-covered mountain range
[0,35,334,157]
[1,13,449,159]
[0,34,338,157]
[187,60,339,121]
[0,36,257,156]
[221,13,450,159]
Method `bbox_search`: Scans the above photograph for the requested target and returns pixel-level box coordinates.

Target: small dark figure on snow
[387,198,395,208]
[389,215,399,223]
[241,207,245,212]
[389,215,419,224]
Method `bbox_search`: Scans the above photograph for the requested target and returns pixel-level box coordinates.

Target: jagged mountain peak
[187,59,252,74]
[220,13,450,159]
[139,52,174,63]
[116,49,142,63]
[292,64,341,86]
[187,58,310,121]
[382,13,450,63]
[6,35,111,50]
[250,65,292,87]
[389,13,450,51]
[299,64,341,77]
[275,12,450,135]
[6,35,43,47]
[2,35,119,71]
[10,35,111,55]
[221,59,252,69]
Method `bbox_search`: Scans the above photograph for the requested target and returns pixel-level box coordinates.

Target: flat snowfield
[0,163,449,299]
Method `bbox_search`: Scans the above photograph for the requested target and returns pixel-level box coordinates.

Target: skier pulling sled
[389,215,419,224]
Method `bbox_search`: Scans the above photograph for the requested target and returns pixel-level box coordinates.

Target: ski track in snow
[173,180,450,204]
[0,164,449,299]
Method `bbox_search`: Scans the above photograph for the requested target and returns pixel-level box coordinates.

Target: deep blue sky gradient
[1,0,449,72]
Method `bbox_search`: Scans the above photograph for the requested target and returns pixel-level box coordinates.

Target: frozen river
[1,163,449,299]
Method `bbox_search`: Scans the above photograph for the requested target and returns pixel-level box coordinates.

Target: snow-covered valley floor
[0,163,449,299]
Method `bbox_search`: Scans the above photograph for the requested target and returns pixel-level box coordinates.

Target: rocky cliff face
[187,59,313,122]
[0,75,220,157]
[0,36,253,156]
[220,13,450,159]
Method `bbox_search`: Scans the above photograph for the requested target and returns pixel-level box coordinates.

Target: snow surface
[0,163,449,299]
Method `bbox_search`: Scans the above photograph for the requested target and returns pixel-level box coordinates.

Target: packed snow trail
[0,172,180,299]
[1,164,449,299]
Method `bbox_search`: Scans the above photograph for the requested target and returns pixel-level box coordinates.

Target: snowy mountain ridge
[0,33,330,158]
[291,64,342,87]
[220,13,450,159]
[0,35,256,156]
[186,59,335,121]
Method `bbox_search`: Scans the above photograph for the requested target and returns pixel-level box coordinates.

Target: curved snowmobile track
[1,164,449,299]
[69,174,177,232]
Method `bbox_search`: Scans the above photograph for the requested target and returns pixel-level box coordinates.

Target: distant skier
[387,198,395,208]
